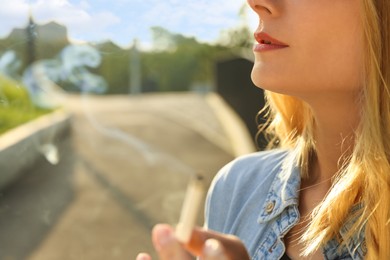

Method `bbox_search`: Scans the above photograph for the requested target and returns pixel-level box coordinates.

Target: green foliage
[0,75,51,135]
[95,27,236,93]
[96,41,130,94]
[0,18,253,94]
[141,27,233,92]
[219,25,253,50]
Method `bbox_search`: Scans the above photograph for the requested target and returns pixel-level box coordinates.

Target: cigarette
[175,174,205,243]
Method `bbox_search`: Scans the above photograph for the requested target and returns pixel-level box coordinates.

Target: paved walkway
[0,92,254,260]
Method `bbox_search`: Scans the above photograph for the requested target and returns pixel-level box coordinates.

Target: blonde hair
[259,0,390,258]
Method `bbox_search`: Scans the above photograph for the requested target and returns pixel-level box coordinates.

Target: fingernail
[154,225,175,251]
[203,239,224,257]
[136,253,150,260]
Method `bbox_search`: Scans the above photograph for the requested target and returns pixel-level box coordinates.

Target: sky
[0,0,258,49]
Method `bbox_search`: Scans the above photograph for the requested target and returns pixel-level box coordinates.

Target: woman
[137,0,390,259]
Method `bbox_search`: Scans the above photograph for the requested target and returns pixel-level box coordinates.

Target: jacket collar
[257,150,301,223]
[339,203,367,259]
[257,149,367,258]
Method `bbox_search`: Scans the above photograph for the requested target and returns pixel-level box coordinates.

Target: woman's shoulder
[212,149,290,188]
[205,149,291,232]
[206,149,290,208]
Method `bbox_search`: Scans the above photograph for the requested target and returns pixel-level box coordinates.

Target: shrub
[0,75,52,134]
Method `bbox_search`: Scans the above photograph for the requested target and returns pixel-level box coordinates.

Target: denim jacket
[204,149,366,260]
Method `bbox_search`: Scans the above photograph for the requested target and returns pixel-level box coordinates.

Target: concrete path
[0,92,252,260]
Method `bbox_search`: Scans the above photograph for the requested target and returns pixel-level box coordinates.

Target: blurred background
[0,1,266,259]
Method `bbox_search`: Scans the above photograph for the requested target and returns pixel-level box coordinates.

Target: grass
[0,75,53,135]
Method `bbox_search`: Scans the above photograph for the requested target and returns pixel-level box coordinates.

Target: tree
[96,41,130,94]
[141,27,232,92]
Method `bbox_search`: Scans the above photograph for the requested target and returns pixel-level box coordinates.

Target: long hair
[259,0,390,258]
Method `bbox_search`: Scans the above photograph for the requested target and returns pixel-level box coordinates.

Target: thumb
[152,224,192,260]
[201,239,229,260]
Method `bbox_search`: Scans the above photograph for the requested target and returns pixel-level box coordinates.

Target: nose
[247,0,279,18]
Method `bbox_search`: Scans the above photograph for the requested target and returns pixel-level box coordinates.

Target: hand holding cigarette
[136,174,251,259]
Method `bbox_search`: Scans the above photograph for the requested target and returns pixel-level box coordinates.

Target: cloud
[144,0,242,27]
[0,0,250,48]
[0,0,120,42]
[32,0,121,42]
[139,0,244,42]
[0,0,30,37]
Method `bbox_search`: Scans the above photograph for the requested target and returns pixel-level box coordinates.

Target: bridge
[0,92,255,260]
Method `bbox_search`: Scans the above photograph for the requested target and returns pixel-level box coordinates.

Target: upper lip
[254,32,288,46]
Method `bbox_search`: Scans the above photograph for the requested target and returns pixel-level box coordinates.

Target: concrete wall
[0,109,72,190]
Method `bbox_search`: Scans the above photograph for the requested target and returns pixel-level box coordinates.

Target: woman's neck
[305,93,361,183]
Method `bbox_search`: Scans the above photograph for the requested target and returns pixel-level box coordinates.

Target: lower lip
[253,43,288,52]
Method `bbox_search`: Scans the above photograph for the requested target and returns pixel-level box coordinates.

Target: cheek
[298,28,364,92]
[328,47,364,91]
[295,2,364,92]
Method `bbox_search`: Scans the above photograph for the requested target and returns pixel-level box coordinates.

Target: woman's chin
[251,73,280,93]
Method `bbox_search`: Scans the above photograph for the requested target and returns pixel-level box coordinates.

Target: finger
[152,224,192,260]
[135,253,152,260]
[185,227,250,260]
[201,239,229,260]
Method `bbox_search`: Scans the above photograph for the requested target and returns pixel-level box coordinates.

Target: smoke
[0,50,21,80]
[0,44,197,176]
[21,44,106,109]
